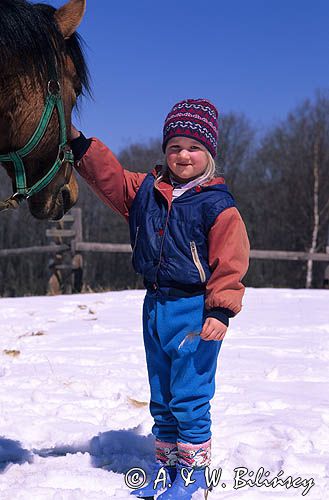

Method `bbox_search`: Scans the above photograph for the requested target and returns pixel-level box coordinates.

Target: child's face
[166,137,208,183]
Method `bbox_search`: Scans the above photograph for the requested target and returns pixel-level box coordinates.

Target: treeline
[0,93,328,296]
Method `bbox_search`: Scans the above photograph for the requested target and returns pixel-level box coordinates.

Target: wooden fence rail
[1,244,329,261]
[1,208,328,292]
[249,249,329,262]
[1,204,328,292]
[0,244,69,257]
[1,208,329,261]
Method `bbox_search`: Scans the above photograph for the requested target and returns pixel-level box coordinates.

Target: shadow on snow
[3,427,155,475]
[0,437,33,472]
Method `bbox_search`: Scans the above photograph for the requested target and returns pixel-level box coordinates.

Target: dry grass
[127,397,148,408]
[3,349,20,357]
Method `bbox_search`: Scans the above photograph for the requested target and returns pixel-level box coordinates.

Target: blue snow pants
[142,289,222,444]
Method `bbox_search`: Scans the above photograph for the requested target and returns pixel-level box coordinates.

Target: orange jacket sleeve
[205,206,250,318]
[75,138,147,221]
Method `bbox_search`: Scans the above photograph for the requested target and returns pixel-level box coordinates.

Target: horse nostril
[61,186,71,208]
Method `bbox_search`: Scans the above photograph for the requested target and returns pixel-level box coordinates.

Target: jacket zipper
[190,241,207,283]
[131,226,140,261]
[154,208,171,287]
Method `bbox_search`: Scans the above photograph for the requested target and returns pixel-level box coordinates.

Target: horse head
[0,0,90,220]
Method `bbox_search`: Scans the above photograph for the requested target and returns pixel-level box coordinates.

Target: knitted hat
[162,98,219,158]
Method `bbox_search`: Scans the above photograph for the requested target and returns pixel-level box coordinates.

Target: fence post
[46,208,83,295]
[70,208,83,293]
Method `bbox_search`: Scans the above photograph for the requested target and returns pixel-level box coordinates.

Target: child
[71,99,250,499]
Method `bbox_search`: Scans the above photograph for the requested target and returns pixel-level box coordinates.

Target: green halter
[0,80,74,211]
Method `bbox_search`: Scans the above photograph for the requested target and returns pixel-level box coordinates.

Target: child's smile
[166,137,208,183]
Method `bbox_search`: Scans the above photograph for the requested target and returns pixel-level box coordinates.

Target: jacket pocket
[190,241,206,283]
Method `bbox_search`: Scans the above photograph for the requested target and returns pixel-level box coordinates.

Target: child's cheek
[166,154,174,167]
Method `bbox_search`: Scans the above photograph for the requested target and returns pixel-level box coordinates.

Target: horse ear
[55,0,86,39]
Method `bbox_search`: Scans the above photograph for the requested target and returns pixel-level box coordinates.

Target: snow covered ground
[0,287,328,499]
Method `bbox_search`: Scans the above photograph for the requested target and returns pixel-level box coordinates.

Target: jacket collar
[151,166,226,207]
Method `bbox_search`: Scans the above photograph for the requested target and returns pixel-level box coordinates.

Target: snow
[0,288,328,499]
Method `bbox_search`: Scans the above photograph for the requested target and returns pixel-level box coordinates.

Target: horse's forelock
[0,0,90,97]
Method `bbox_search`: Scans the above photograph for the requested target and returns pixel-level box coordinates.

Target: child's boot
[130,440,178,499]
[157,439,211,499]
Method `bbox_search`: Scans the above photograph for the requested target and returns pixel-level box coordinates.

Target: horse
[0,0,90,220]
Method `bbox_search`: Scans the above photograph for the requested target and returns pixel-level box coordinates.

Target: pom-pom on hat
[162,98,219,158]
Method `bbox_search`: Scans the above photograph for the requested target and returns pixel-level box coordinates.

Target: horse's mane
[0,0,90,96]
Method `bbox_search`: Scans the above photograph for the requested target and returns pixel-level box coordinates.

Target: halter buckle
[58,144,74,165]
[12,192,27,202]
[47,80,61,96]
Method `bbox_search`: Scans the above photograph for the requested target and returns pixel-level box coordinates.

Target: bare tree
[217,112,255,192]
[306,139,320,288]
[252,91,329,287]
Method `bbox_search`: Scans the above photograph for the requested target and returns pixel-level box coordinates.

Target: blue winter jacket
[129,173,236,323]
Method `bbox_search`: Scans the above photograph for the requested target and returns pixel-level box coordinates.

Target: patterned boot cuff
[155,439,179,466]
[177,439,211,468]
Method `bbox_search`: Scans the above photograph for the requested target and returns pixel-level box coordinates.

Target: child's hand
[200,317,227,341]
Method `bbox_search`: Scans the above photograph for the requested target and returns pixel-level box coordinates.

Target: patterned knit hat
[162,98,219,158]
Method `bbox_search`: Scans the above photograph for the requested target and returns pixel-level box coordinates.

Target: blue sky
[49,0,329,153]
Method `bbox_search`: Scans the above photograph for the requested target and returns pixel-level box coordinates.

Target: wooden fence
[0,208,329,291]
